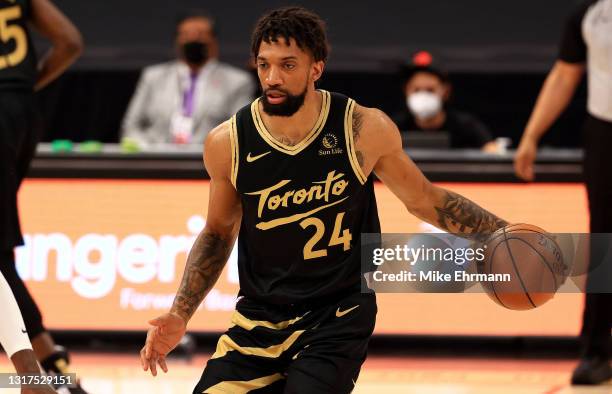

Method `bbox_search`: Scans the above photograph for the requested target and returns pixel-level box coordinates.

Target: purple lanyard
[182,73,199,116]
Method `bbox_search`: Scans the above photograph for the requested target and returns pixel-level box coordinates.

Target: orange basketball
[479,224,568,310]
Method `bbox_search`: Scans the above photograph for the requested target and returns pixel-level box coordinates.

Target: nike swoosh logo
[336,305,359,318]
[246,151,271,163]
[21,329,27,334]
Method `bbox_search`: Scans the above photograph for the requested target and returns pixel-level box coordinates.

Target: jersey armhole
[344,99,367,185]
[229,115,239,188]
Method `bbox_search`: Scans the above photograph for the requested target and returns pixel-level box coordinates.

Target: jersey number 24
[300,212,352,260]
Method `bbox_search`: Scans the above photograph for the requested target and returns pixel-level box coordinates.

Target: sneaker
[571,355,612,385]
[41,346,90,393]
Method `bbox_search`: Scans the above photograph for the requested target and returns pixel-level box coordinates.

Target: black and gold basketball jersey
[0,0,37,89]
[230,90,381,304]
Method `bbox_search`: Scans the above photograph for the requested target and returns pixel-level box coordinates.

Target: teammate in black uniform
[515,0,612,385]
[0,0,84,392]
[142,7,510,393]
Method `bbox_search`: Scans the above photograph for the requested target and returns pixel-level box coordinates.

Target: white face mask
[407,91,443,119]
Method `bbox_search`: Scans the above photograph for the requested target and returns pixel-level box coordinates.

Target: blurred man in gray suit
[121,10,255,146]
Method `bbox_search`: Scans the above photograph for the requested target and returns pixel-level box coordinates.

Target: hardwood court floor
[1,353,610,393]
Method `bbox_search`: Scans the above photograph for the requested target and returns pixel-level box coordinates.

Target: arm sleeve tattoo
[434,190,508,242]
[170,231,232,322]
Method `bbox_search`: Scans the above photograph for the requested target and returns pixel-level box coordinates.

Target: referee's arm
[514,1,588,181]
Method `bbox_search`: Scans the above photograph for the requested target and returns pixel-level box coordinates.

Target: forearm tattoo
[435,190,508,242]
[171,231,232,321]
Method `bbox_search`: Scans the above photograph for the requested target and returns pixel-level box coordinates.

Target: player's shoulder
[352,103,398,135]
[206,120,232,148]
[350,102,402,153]
[203,120,234,176]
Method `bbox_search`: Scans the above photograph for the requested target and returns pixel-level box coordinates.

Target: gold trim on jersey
[231,311,306,331]
[229,116,239,188]
[211,330,304,360]
[250,90,331,155]
[344,99,367,185]
[204,373,285,394]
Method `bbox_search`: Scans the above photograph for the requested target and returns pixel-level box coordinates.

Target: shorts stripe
[203,372,285,394]
[211,330,305,360]
[231,310,307,331]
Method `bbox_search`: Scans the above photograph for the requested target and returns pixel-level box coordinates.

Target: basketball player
[0,1,88,392]
[514,0,611,385]
[1,272,56,394]
[141,7,509,393]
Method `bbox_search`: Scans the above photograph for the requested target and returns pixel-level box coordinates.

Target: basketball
[479,224,568,310]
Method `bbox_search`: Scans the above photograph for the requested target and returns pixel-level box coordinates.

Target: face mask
[181,41,208,65]
[407,91,442,119]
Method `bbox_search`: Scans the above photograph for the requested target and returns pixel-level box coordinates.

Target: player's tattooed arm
[434,189,508,242]
[360,103,509,240]
[352,107,365,167]
[170,230,233,322]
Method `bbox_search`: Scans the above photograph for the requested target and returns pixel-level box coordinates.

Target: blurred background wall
[35,0,586,147]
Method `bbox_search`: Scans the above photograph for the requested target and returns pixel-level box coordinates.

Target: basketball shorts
[0,89,41,251]
[194,291,377,394]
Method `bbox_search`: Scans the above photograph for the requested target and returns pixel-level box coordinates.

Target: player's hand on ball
[481,224,565,310]
[514,138,537,181]
[141,312,186,376]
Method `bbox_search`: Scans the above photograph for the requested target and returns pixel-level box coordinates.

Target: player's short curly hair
[251,6,329,62]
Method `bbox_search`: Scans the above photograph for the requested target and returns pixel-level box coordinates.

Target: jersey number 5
[300,212,352,260]
[0,6,28,70]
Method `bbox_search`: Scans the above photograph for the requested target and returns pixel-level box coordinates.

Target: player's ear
[311,60,325,83]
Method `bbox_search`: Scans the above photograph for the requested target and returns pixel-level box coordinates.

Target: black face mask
[181,41,208,65]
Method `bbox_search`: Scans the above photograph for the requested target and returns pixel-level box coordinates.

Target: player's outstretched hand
[514,138,537,182]
[140,312,186,376]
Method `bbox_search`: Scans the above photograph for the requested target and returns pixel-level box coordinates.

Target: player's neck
[260,89,323,146]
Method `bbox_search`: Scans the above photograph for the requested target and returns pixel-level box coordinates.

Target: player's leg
[0,92,48,349]
[283,292,377,394]
[572,116,612,385]
[194,346,287,394]
[1,92,89,393]
[579,238,611,360]
[14,92,42,190]
[9,88,61,363]
[0,252,46,341]
[0,91,27,256]
[0,247,88,393]
[194,302,302,394]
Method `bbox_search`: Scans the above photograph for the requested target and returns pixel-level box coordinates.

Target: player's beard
[261,83,308,117]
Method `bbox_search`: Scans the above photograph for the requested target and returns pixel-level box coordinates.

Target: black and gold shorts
[194,291,377,394]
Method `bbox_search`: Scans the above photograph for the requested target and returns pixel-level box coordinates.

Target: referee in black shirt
[514,0,611,385]
[1,0,86,392]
